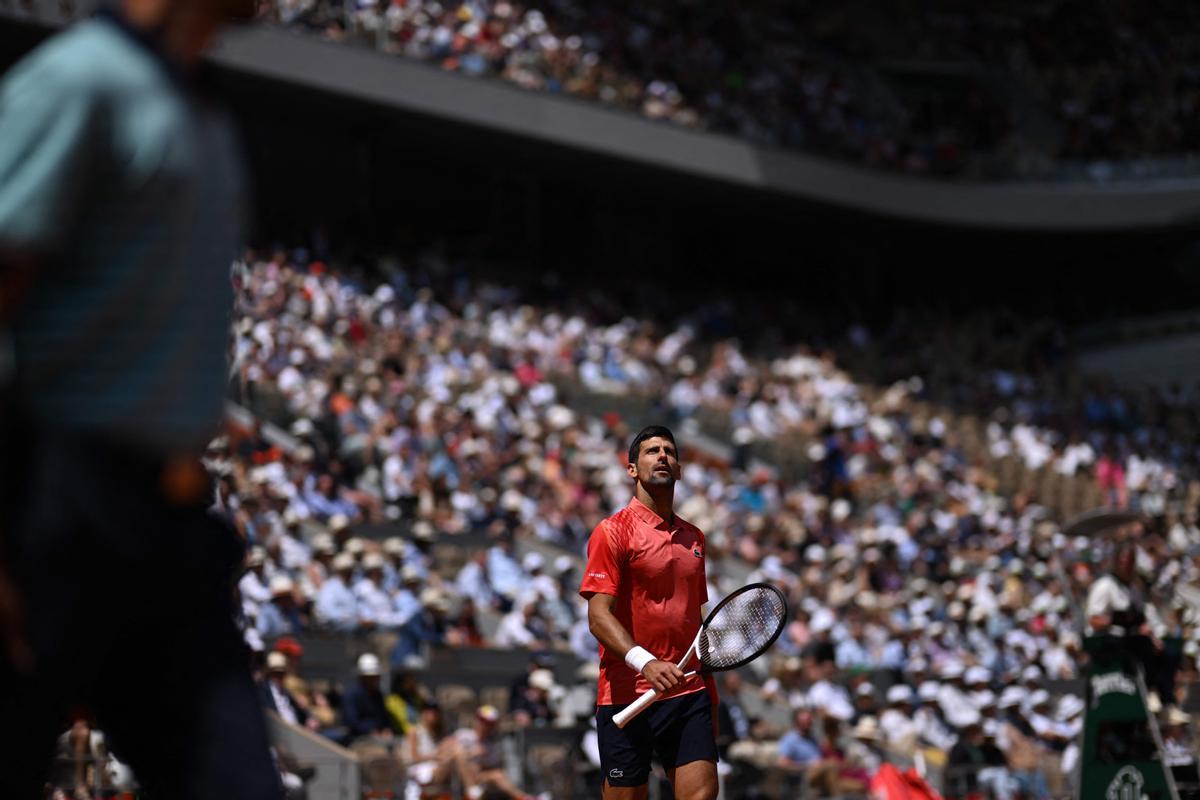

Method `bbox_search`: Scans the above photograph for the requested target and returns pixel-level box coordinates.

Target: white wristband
[624,646,656,674]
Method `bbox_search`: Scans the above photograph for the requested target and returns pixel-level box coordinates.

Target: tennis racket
[612,582,787,728]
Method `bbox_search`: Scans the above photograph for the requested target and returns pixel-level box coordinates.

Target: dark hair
[628,425,678,464]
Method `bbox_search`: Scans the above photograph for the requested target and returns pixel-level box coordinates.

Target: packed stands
[128,246,1192,799]
[258,0,1200,179]
[36,246,1200,798]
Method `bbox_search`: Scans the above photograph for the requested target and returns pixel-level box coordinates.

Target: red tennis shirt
[579,497,714,706]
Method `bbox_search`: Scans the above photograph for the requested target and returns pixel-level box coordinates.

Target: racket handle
[613,688,660,729]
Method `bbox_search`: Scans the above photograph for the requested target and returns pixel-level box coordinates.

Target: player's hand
[643,660,685,693]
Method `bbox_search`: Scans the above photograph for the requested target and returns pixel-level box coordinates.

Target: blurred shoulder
[5,18,168,97]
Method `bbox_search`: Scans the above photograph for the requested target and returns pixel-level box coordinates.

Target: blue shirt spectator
[486,542,523,601]
[778,710,822,768]
[315,559,359,631]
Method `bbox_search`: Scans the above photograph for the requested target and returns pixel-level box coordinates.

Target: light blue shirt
[778,730,821,766]
[315,577,358,631]
[0,14,245,451]
[836,638,872,669]
[455,561,494,608]
[392,588,421,626]
[256,601,299,638]
[487,546,523,599]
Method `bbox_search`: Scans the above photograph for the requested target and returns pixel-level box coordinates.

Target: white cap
[412,520,436,541]
[332,553,355,572]
[1166,707,1191,726]
[329,514,350,533]
[852,715,881,740]
[965,666,990,685]
[247,547,266,567]
[809,607,834,633]
[357,653,381,676]
[1021,665,1042,683]
[420,589,449,611]
[311,533,336,555]
[998,686,1026,709]
[344,538,365,556]
[918,681,940,702]
[269,575,294,596]
[383,537,405,555]
[1057,695,1084,721]
[522,552,546,572]
[553,555,574,574]
[529,669,555,691]
[266,651,288,671]
[401,565,422,583]
[856,683,876,698]
[940,661,964,680]
[363,552,385,571]
[887,685,914,705]
[1027,689,1051,709]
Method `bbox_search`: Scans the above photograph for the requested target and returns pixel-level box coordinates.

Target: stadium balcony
[5,0,1200,232]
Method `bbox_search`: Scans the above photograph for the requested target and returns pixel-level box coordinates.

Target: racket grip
[613,687,660,728]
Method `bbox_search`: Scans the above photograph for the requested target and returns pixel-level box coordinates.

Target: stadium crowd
[257,0,1200,179]
[164,246,1199,799]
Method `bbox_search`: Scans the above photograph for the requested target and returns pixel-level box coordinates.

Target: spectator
[315,553,360,631]
[716,672,751,758]
[341,654,396,742]
[431,705,540,800]
[259,651,315,731]
[354,552,400,628]
[845,716,884,779]
[403,702,446,795]
[879,684,919,756]
[777,708,859,797]
[947,722,1011,799]
[389,589,449,669]
[239,547,273,615]
[1163,708,1199,785]
[258,575,305,638]
[510,668,556,728]
[445,597,485,648]
[494,599,550,650]
[392,565,425,626]
[385,669,431,735]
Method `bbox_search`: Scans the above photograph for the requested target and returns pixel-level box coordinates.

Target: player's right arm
[580,519,684,695]
[587,593,684,694]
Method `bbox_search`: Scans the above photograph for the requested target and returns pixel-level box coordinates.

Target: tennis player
[580,425,718,800]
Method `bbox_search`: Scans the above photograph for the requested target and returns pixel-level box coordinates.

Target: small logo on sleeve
[588,571,607,579]
[693,547,703,558]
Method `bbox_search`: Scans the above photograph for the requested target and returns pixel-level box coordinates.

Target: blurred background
[3,0,1200,798]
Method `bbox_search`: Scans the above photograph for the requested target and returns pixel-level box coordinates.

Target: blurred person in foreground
[0,0,278,793]
[580,425,718,800]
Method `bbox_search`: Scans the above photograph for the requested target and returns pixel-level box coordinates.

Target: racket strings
[698,587,785,670]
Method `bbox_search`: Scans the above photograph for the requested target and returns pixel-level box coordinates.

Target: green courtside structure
[1079,636,1180,800]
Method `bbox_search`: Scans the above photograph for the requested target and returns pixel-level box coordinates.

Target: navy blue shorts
[596,689,718,787]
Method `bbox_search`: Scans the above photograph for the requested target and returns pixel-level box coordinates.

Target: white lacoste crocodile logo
[609,769,624,779]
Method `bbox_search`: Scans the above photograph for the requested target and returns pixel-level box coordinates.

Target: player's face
[628,437,681,487]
